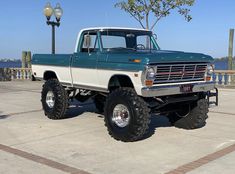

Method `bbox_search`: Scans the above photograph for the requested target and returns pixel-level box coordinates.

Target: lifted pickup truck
[32,27,218,142]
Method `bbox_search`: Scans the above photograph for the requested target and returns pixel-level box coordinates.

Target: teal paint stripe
[33,63,143,72]
[32,54,72,67]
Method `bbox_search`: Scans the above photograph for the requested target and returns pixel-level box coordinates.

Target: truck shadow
[64,100,97,118]
[58,101,207,141]
[141,115,172,140]
[65,100,177,141]
[0,111,10,119]
[65,101,173,140]
[0,115,9,119]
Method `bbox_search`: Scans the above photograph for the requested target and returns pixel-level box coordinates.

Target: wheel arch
[43,71,58,80]
[108,74,134,91]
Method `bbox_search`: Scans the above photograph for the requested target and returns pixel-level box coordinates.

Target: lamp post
[228,29,234,70]
[43,3,63,54]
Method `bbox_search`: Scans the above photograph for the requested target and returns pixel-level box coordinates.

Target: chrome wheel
[46,91,55,109]
[112,104,130,128]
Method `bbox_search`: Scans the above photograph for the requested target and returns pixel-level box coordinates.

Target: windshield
[100,30,160,52]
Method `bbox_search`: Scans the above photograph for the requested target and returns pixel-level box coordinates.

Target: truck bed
[32,54,72,67]
[32,54,73,84]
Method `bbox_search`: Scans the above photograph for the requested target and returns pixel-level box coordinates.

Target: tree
[115,0,195,30]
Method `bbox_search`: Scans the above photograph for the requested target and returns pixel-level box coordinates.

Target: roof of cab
[74,27,151,52]
[80,27,150,32]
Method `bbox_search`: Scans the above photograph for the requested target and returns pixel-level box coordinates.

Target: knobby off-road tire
[94,94,105,113]
[168,99,209,129]
[104,88,150,142]
[41,79,68,120]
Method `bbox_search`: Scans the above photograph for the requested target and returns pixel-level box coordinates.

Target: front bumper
[141,81,215,97]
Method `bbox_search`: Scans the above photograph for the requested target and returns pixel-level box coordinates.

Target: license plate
[180,84,193,93]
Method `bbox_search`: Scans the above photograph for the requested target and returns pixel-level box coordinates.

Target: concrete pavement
[0,81,235,174]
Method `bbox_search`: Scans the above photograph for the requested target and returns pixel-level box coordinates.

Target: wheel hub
[112,104,130,128]
[46,91,55,109]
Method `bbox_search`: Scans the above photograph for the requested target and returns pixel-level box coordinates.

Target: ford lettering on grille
[153,64,207,84]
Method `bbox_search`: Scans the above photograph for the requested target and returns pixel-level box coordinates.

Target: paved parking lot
[0,81,235,174]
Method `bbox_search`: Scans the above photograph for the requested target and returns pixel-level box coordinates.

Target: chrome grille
[154,64,207,84]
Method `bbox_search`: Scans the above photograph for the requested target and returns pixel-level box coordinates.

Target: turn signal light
[129,59,141,63]
[205,76,211,81]
[133,59,141,63]
[145,80,153,87]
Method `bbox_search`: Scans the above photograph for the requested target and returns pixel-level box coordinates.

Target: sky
[0,0,235,59]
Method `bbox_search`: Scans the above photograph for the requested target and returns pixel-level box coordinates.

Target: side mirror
[126,33,135,38]
[153,33,158,41]
[84,34,91,48]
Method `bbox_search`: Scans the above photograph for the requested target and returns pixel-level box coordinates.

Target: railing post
[21,69,23,80]
[21,69,23,79]
[228,74,232,85]
[10,69,15,80]
[14,69,16,80]
[19,69,21,79]
[215,73,219,85]
[10,69,14,80]
[221,73,225,85]
[3,68,10,81]
[29,69,32,80]
[232,74,235,85]
[16,69,20,79]
[25,69,28,79]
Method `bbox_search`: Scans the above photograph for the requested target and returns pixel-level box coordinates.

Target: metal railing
[10,68,32,80]
[213,70,235,86]
[0,68,11,81]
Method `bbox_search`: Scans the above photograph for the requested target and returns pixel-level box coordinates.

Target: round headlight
[146,67,155,79]
[207,64,214,75]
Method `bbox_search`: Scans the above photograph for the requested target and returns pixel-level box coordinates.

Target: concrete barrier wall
[0,68,11,81]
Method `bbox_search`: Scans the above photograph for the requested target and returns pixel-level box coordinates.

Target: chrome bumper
[141,81,215,97]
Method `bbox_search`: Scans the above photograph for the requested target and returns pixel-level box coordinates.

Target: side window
[81,32,98,52]
[137,35,152,49]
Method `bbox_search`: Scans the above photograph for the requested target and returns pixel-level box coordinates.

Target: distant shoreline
[214,57,235,62]
[0,60,21,63]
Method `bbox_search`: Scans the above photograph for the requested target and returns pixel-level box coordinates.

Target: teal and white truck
[32,27,218,142]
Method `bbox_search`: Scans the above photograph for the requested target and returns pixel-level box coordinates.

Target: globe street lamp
[43,3,63,54]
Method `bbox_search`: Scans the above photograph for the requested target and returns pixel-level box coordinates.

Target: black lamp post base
[46,21,60,54]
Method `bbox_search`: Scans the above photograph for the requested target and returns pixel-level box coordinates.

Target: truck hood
[144,50,213,64]
[106,50,214,64]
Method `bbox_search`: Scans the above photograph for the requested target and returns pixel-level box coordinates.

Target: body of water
[214,61,228,70]
[0,60,229,70]
[0,62,21,68]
